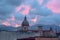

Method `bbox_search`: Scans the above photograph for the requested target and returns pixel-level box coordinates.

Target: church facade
[0,16,59,40]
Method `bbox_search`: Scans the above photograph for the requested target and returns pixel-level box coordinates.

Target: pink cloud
[2,21,11,26]
[31,16,37,23]
[37,0,43,5]
[10,20,22,27]
[14,24,21,27]
[22,6,31,15]
[9,15,15,21]
[16,5,31,15]
[7,15,15,21]
[16,5,24,12]
[46,0,60,13]
[3,15,22,27]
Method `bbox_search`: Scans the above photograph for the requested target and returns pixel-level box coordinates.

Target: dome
[22,16,29,26]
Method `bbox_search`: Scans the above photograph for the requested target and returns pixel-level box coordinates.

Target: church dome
[22,16,29,26]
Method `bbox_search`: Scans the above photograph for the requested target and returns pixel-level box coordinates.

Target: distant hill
[0,25,17,31]
[30,24,60,32]
[0,24,60,32]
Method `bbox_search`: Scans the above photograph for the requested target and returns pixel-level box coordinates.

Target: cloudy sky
[0,0,60,27]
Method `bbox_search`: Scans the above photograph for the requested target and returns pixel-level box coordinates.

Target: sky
[0,0,60,27]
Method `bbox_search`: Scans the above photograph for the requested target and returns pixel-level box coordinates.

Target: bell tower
[21,16,29,31]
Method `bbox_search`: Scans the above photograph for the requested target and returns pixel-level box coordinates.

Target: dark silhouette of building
[21,16,29,31]
[0,16,58,40]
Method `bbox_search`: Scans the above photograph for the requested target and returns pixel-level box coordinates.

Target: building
[0,16,58,40]
[56,32,60,40]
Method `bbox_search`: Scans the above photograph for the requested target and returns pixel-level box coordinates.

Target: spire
[22,16,29,26]
[24,16,27,20]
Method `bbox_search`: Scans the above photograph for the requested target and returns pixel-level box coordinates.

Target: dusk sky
[0,0,60,27]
